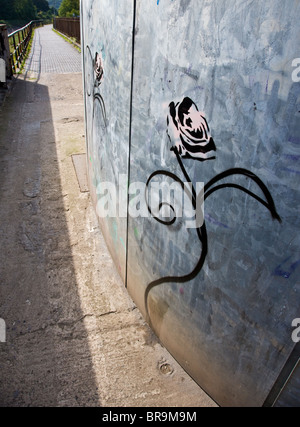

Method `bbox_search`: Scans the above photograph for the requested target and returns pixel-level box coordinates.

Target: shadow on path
[0,76,100,406]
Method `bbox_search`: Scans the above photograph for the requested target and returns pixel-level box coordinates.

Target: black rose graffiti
[94,51,104,86]
[144,97,282,327]
[167,97,216,161]
[85,46,107,125]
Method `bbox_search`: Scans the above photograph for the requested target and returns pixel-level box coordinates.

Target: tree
[14,0,37,20]
[33,0,49,12]
[0,0,53,22]
[58,0,79,17]
[0,0,16,19]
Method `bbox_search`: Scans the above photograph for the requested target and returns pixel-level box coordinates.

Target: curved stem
[144,152,281,328]
[204,169,282,223]
[93,92,107,126]
[144,147,208,326]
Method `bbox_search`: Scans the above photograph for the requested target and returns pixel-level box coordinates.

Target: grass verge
[52,28,81,53]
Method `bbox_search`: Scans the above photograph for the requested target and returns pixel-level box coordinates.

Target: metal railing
[8,20,43,73]
[53,17,80,44]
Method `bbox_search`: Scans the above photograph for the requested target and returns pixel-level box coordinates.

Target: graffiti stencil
[145,97,282,326]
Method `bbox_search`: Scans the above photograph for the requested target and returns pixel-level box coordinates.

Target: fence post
[0,25,13,83]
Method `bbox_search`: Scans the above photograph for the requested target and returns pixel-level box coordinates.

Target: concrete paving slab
[72,153,89,193]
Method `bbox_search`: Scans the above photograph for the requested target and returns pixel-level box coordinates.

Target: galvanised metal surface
[81,0,300,407]
[81,0,133,283]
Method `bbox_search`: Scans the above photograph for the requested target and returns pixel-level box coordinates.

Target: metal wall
[81,0,133,283]
[81,0,300,407]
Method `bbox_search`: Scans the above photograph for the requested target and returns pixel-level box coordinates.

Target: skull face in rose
[94,52,104,86]
[167,97,216,161]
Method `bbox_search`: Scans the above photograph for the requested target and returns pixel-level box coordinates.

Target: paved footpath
[25,24,82,75]
[0,26,217,407]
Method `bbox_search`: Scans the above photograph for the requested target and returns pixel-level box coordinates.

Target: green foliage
[58,0,79,17]
[0,0,15,19]
[14,0,36,20]
[33,0,49,12]
[0,0,53,21]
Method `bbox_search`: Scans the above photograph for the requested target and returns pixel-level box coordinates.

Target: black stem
[144,147,208,327]
[204,168,282,223]
[144,149,281,328]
